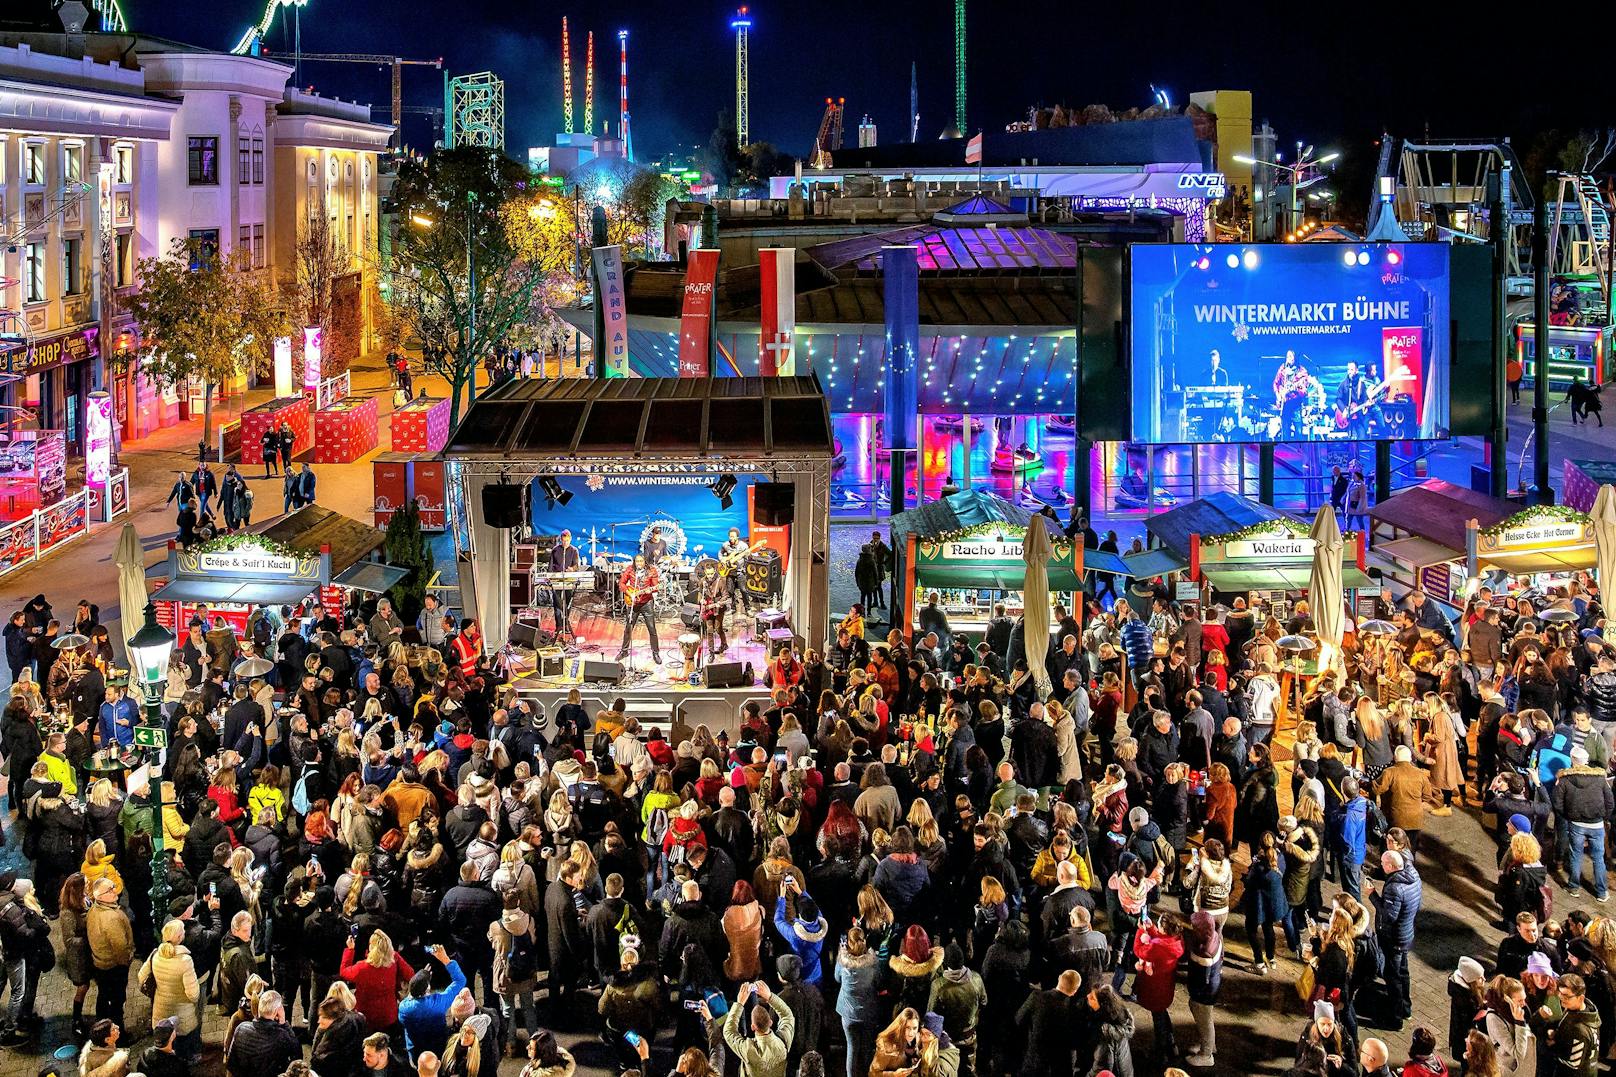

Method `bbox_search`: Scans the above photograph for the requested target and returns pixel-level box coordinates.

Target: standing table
[240,397,312,466]
[391,395,452,453]
[313,396,379,464]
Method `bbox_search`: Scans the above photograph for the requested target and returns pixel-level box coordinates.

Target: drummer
[642,525,669,568]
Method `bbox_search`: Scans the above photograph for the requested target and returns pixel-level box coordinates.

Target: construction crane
[267,52,443,146]
[367,105,446,147]
[811,98,845,169]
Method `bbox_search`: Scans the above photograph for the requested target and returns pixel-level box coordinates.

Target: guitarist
[615,554,662,664]
[1333,360,1386,441]
[720,527,756,616]
[696,563,729,661]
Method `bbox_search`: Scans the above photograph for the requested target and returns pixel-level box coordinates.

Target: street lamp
[126,601,174,913]
[1235,148,1339,235]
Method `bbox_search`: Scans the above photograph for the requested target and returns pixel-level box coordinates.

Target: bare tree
[285,211,350,372]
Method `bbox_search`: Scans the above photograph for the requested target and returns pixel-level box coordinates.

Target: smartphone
[623,1030,643,1048]
[209,882,217,898]
[773,752,788,766]
[682,999,703,1012]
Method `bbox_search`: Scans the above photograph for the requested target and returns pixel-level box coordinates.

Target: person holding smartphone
[722,981,795,1077]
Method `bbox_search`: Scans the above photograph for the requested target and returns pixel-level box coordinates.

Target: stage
[503,593,777,737]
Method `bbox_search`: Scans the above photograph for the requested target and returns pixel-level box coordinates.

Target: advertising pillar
[85,391,113,522]
[677,248,720,377]
[303,327,323,397]
[273,337,294,399]
[759,248,797,375]
[883,245,920,512]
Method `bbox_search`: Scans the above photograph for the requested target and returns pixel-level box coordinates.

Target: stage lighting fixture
[538,474,572,509]
[1386,249,1402,265]
[1356,250,1371,266]
[710,473,737,511]
[1242,250,1259,269]
[1225,253,1239,269]
[1343,250,1358,267]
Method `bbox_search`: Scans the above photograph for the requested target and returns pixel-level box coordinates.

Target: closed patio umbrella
[1022,519,1053,697]
[114,522,148,660]
[1309,504,1345,674]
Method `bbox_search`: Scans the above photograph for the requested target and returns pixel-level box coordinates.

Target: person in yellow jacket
[40,732,77,796]
[161,781,189,848]
[246,764,286,823]
[81,838,124,897]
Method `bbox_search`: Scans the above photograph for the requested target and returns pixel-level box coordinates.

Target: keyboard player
[548,529,583,637]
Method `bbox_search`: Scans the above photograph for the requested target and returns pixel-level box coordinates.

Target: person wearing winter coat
[773,879,828,985]
[1448,957,1487,1065]
[139,920,202,1054]
[396,944,464,1062]
[721,881,764,984]
[927,943,986,1073]
[79,1020,130,1077]
[834,928,882,1077]
[489,901,539,1052]
[29,780,85,911]
[339,928,414,1033]
[543,861,590,1010]
[776,953,824,1073]
[722,981,795,1077]
[1084,981,1136,1077]
[1243,832,1290,974]
[1132,914,1186,1067]
[1553,746,1614,899]
[660,880,729,977]
[86,878,132,1022]
[1371,849,1422,1026]
[0,875,45,1040]
[226,989,300,1077]
[1234,746,1280,855]
[1049,904,1110,988]
[890,925,945,1017]
[1183,910,1224,1068]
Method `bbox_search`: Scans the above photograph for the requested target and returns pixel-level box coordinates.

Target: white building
[0,29,392,446]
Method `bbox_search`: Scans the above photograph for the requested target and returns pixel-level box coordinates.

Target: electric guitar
[620,573,658,610]
[1334,379,1388,429]
[718,539,767,577]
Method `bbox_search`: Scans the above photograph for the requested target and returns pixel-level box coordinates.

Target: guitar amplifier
[742,548,783,599]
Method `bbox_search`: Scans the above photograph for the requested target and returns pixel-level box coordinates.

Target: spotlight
[1386,249,1402,265]
[1242,250,1259,269]
[538,474,572,509]
[1225,253,1240,269]
[1343,250,1358,267]
[710,473,737,511]
[1356,250,1371,265]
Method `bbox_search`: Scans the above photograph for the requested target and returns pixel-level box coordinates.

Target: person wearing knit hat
[1508,813,1534,835]
[1185,910,1223,1067]
[1448,957,1487,1061]
[1525,951,1558,979]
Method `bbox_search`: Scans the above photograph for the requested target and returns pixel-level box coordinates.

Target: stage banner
[883,245,920,451]
[759,248,797,375]
[591,244,630,377]
[537,472,757,561]
[677,249,720,377]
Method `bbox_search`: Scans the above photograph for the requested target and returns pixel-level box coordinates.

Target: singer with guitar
[616,554,662,664]
[1272,350,1316,440]
[1333,360,1387,440]
[696,563,729,660]
[719,527,764,616]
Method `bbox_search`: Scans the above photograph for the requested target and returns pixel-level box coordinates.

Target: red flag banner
[677,249,720,376]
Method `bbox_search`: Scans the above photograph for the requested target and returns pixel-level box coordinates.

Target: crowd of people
[166,457,317,549]
[1,569,1615,1077]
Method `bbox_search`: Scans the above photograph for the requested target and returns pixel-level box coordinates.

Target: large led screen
[1129,243,1451,444]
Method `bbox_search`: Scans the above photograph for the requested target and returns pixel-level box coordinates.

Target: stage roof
[442,376,835,460]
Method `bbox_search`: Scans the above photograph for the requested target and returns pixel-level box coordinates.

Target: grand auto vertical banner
[591,244,630,377]
[677,248,720,377]
[883,245,920,450]
[759,247,796,375]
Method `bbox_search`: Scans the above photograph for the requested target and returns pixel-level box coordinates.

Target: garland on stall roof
[192,532,308,558]
[1200,516,1310,547]
[1479,503,1589,538]
[920,520,1074,556]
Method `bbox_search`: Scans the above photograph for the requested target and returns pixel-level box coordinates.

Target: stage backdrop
[531,473,759,561]
[1129,243,1451,444]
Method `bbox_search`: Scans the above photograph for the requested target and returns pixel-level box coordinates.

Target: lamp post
[1234,149,1339,235]
[126,601,175,914]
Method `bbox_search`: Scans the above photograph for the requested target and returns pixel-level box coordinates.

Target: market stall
[890,490,1081,640]
[390,395,452,454]
[313,395,379,464]
[1466,504,1597,584]
[1189,516,1374,608]
[1369,479,1516,610]
[147,506,408,637]
[240,396,312,466]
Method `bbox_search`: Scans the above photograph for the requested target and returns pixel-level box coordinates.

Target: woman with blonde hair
[80,837,123,897]
[491,840,540,914]
[139,918,202,1057]
[1355,697,1394,771]
[1496,830,1548,925]
[905,798,946,875]
[565,839,602,901]
[340,928,414,1033]
[489,891,539,1053]
[870,1006,925,1077]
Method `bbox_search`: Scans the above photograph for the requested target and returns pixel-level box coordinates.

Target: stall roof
[1377,535,1463,568]
[334,562,411,594]
[256,506,387,576]
[442,376,835,460]
[149,578,318,607]
[1477,547,1597,575]
[1144,493,1284,561]
[1084,547,1188,579]
[889,489,1059,545]
[1370,479,1515,553]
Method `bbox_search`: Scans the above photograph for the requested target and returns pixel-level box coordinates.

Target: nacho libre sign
[912,522,1082,590]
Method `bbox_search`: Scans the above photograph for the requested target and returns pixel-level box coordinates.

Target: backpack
[1152,832,1178,875]
[646,804,672,850]
[291,770,315,817]
[505,927,538,983]
[407,870,440,920]
[251,614,273,650]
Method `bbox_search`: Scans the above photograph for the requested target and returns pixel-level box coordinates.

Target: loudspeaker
[508,620,542,648]
[753,482,795,526]
[580,658,623,683]
[705,660,749,688]
[482,482,526,529]
[681,603,701,630]
[742,548,783,598]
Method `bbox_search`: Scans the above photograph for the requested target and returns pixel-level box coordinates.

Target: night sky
[125,0,1603,169]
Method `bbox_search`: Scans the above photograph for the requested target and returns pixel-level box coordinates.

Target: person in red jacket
[1132,913,1186,1068]
[340,928,415,1033]
[1200,609,1232,676]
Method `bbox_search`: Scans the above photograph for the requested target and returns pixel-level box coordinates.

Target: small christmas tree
[382,501,432,623]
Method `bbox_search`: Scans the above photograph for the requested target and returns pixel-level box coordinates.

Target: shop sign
[199,549,297,575]
[1497,521,1585,547]
[935,538,1026,561]
[1225,537,1314,559]
[2,327,100,376]
[177,541,321,580]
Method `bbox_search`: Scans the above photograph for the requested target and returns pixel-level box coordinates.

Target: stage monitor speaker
[482,482,526,529]
[580,658,623,684]
[753,482,795,526]
[508,620,542,648]
[680,603,701,630]
[742,548,783,598]
[705,660,749,689]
